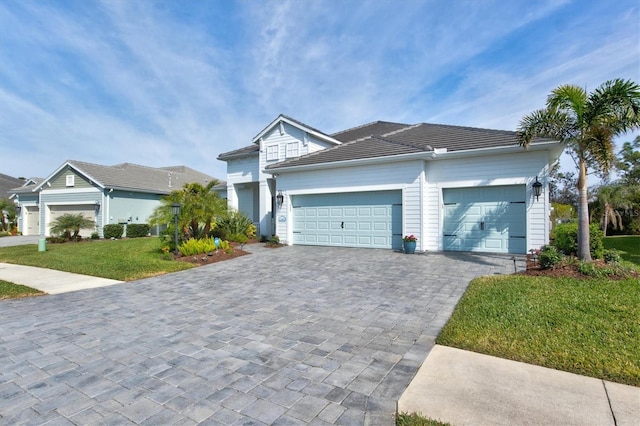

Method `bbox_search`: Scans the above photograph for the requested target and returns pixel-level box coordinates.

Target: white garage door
[292,191,402,250]
[25,206,40,236]
[49,205,96,237]
[443,186,526,254]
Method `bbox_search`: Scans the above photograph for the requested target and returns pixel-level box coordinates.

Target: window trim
[266,144,279,161]
[286,141,299,158]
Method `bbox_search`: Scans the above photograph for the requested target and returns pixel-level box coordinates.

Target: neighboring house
[10,160,223,237]
[0,173,25,199]
[218,114,563,254]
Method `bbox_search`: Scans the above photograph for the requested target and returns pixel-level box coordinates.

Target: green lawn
[437,274,640,386]
[0,237,194,281]
[0,279,44,300]
[604,235,640,265]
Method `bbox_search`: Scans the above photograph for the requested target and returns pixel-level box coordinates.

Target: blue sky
[1,0,639,182]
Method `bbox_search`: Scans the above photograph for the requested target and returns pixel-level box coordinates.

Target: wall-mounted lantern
[94,200,101,213]
[532,176,543,202]
[276,190,284,208]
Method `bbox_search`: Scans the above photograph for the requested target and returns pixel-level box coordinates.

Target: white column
[258,181,273,237]
[227,183,238,210]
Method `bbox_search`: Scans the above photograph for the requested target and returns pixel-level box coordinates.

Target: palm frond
[516,108,574,147]
[587,78,640,133]
[547,84,587,119]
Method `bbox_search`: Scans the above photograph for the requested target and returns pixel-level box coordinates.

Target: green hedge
[126,223,150,238]
[103,224,124,239]
[552,222,604,259]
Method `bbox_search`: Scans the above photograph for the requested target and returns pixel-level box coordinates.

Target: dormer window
[266,144,279,161]
[286,142,299,158]
[66,175,75,187]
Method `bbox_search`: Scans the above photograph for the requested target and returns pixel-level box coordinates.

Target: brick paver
[0,245,522,424]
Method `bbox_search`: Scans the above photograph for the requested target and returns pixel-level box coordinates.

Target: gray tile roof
[331,121,411,143]
[266,122,556,170]
[217,144,259,160]
[1,173,24,197]
[65,160,220,194]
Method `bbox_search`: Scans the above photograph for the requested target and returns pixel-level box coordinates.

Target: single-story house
[10,160,223,237]
[218,114,563,254]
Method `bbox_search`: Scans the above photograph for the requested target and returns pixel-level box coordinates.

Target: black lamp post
[172,202,181,255]
[532,177,543,202]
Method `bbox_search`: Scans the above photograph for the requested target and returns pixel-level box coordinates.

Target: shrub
[103,224,124,239]
[603,249,621,264]
[552,222,605,259]
[578,261,632,279]
[178,237,218,256]
[0,231,10,237]
[209,228,227,240]
[126,223,151,238]
[538,245,563,269]
[90,232,100,240]
[217,210,254,238]
[229,233,249,245]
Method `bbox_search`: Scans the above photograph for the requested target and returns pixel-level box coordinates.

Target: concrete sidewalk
[398,345,640,425]
[0,262,123,294]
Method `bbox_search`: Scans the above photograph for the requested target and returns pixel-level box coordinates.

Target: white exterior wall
[425,150,551,252]
[274,159,424,248]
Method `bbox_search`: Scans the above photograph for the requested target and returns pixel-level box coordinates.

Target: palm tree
[149,180,226,241]
[590,184,632,236]
[50,213,95,240]
[517,79,640,261]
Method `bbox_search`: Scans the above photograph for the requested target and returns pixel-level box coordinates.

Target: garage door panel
[49,205,95,237]
[443,186,526,254]
[292,190,402,249]
[358,222,372,231]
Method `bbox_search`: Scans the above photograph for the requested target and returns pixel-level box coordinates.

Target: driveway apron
[0,245,521,425]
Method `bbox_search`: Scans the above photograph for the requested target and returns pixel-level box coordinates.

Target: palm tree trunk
[577,160,592,261]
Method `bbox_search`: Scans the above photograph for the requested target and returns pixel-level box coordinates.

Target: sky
[1,0,639,182]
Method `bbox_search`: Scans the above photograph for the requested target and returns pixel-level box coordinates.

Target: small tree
[518,79,640,261]
[590,184,632,236]
[50,213,95,240]
[149,181,226,242]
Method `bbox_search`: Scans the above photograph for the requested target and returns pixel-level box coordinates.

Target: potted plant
[402,235,417,254]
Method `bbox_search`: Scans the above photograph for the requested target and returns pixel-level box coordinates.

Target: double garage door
[49,205,96,237]
[443,186,526,254]
[292,191,402,250]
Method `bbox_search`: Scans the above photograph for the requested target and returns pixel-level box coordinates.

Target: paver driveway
[1,245,521,425]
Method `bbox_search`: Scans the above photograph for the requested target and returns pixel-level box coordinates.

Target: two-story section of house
[218,114,563,254]
[217,115,342,236]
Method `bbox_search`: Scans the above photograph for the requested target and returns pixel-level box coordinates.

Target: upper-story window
[66,175,75,187]
[266,144,279,161]
[286,142,299,158]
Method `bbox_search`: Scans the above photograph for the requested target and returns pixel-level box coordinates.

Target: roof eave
[434,140,561,159]
[217,151,259,161]
[264,151,436,174]
[263,140,562,174]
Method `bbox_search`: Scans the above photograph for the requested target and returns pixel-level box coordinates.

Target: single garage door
[443,185,526,254]
[49,205,96,237]
[292,191,402,250]
[25,206,40,236]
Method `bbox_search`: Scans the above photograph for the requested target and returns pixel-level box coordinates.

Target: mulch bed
[520,257,639,280]
[172,240,257,265]
[173,247,250,265]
